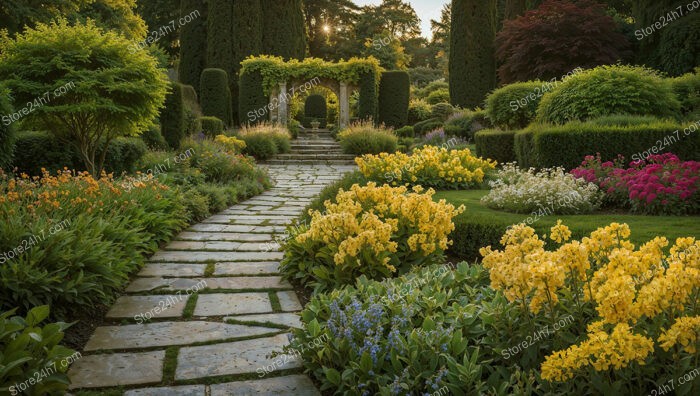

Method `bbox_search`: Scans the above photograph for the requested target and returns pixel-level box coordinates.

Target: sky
[352,0,450,39]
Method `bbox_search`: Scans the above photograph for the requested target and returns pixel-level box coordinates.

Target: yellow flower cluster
[481,221,700,382]
[214,134,246,153]
[541,322,654,382]
[356,146,496,188]
[296,183,464,271]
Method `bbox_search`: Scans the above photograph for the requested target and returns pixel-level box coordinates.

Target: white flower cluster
[482,163,603,215]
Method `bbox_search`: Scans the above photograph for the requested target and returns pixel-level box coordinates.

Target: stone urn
[310,120,321,131]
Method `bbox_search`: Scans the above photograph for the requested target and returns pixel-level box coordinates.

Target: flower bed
[292,222,700,394]
[482,163,602,214]
[356,145,495,189]
[571,153,700,215]
[280,183,463,292]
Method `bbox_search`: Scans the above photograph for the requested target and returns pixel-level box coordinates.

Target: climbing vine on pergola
[238,56,384,127]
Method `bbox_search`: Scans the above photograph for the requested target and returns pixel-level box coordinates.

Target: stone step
[266,159,356,165]
[275,154,356,161]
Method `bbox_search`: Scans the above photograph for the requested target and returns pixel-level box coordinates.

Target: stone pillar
[277,82,288,125]
[339,82,349,129]
[269,88,278,123]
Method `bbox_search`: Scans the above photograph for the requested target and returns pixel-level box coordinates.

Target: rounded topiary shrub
[486,81,544,129]
[199,116,224,138]
[200,68,232,126]
[537,65,681,124]
[431,102,455,121]
[161,82,186,149]
[426,88,450,105]
[304,94,327,128]
[377,71,410,128]
[671,69,700,119]
[0,90,16,169]
[240,133,278,160]
[408,99,432,124]
[413,117,444,135]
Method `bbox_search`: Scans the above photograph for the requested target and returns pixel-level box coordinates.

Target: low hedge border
[475,129,516,163]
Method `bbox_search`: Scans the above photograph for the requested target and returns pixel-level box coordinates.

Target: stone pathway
[68,164,354,395]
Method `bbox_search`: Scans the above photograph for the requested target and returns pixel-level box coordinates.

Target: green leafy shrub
[486,81,544,129]
[537,65,681,124]
[395,126,414,138]
[426,88,450,105]
[670,69,700,119]
[413,80,448,99]
[407,99,432,124]
[200,68,232,126]
[103,137,148,175]
[288,119,302,139]
[0,306,77,395]
[377,71,410,128]
[140,125,169,150]
[431,102,455,121]
[475,130,516,164]
[161,82,187,149]
[12,132,77,175]
[0,89,15,170]
[305,94,327,128]
[338,121,398,155]
[413,117,444,135]
[199,116,224,138]
[526,119,700,169]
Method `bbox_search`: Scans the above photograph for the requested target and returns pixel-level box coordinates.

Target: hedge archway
[238,56,383,127]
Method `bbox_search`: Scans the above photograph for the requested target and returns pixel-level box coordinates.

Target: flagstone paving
[68,164,354,394]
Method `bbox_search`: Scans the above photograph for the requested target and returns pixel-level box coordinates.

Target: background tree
[634,0,699,76]
[449,0,498,108]
[178,0,207,93]
[429,3,451,76]
[496,0,630,84]
[135,0,180,60]
[76,0,146,39]
[262,0,306,60]
[0,20,168,175]
[302,0,359,60]
[0,0,88,36]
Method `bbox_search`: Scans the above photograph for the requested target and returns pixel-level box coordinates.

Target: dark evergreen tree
[178,0,207,93]
[449,0,498,109]
[378,71,410,128]
[200,69,232,126]
[262,0,306,60]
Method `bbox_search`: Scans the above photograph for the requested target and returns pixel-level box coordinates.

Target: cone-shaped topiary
[378,71,410,128]
[161,82,186,149]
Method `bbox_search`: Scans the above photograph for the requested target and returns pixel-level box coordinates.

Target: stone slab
[175,232,273,242]
[175,334,300,380]
[210,375,320,396]
[84,321,274,351]
[277,291,303,312]
[138,263,206,277]
[127,277,290,293]
[125,385,205,396]
[68,351,164,389]
[194,293,272,316]
[163,241,243,251]
[106,295,187,319]
[226,313,302,329]
[149,251,283,263]
[214,261,280,275]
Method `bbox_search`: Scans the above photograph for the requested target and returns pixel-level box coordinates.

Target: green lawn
[436,189,700,246]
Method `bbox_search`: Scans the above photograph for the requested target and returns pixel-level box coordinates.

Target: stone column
[339,82,349,129]
[269,88,278,123]
[277,82,288,125]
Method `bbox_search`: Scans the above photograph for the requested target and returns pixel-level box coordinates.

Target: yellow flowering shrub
[281,183,464,291]
[480,221,700,384]
[214,134,246,153]
[356,146,496,189]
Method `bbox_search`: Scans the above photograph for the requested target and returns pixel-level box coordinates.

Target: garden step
[175,334,301,380]
[275,154,356,160]
[106,295,189,319]
[126,276,291,293]
[149,250,284,262]
[194,293,273,316]
[214,261,280,275]
[124,385,205,396]
[266,159,357,165]
[225,313,303,329]
[68,351,165,389]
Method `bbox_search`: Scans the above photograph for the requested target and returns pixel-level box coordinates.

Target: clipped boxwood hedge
[527,120,700,169]
[200,68,232,126]
[377,71,410,128]
[475,129,516,164]
[238,69,268,125]
[199,116,224,137]
[161,82,186,149]
[0,89,16,170]
[413,117,443,135]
